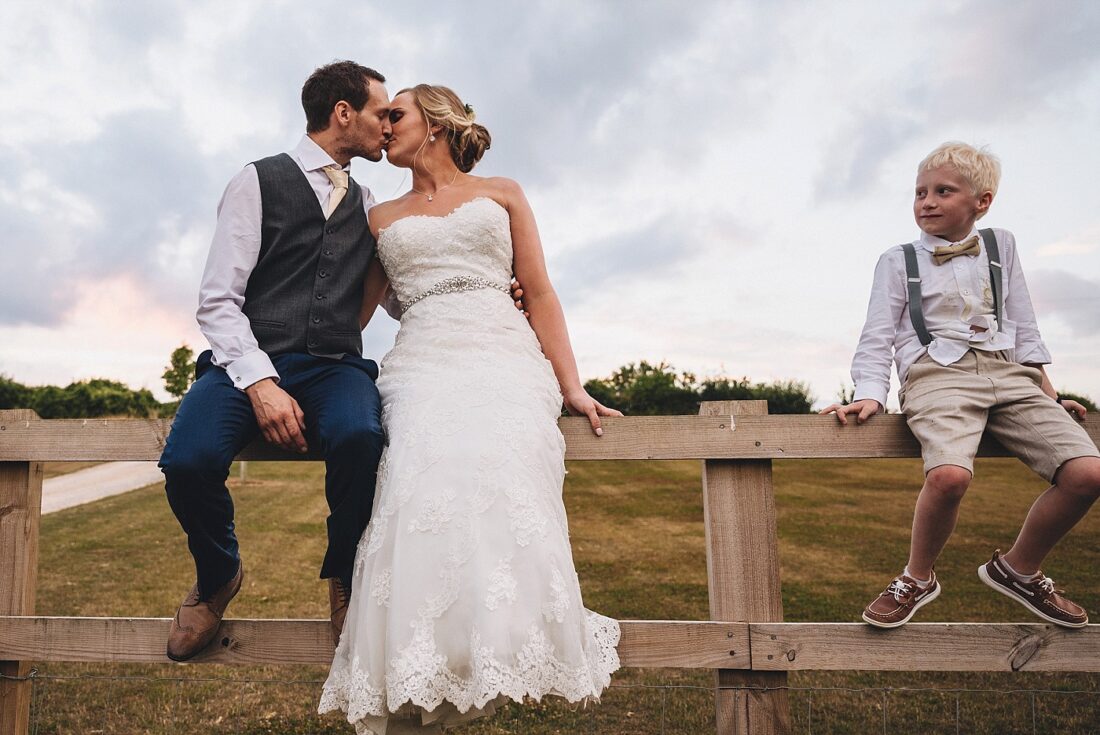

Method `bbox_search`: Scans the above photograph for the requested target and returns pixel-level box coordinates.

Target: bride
[319,83,622,734]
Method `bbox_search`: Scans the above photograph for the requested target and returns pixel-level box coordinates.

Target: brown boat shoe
[978,550,1088,628]
[166,563,243,662]
[862,570,941,628]
[328,578,352,646]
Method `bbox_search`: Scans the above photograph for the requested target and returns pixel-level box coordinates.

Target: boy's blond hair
[918,141,1001,205]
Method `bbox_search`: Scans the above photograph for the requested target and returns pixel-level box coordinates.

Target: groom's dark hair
[302,61,386,133]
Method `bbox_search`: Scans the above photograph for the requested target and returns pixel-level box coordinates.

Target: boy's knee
[1056,457,1100,499]
[925,465,971,500]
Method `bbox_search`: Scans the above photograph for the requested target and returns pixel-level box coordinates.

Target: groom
[159,61,392,661]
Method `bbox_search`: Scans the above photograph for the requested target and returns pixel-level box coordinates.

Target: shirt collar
[917,226,979,252]
[292,134,350,174]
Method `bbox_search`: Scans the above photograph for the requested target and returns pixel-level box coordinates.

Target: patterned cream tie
[322,165,349,219]
[932,235,980,265]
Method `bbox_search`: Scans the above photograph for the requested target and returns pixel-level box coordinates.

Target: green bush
[0,375,160,418]
[584,361,814,415]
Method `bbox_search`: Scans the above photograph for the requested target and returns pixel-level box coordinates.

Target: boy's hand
[1060,399,1088,421]
[819,399,882,425]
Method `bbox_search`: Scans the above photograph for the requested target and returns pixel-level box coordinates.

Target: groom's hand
[245,378,308,453]
[510,278,529,319]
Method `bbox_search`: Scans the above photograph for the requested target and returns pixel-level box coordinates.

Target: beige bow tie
[322,165,349,219]
[932,235,980,265]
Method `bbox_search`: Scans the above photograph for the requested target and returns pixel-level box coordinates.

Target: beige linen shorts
[900,350,1100,481]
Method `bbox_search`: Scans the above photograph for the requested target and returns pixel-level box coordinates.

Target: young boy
[821,142,1100,629]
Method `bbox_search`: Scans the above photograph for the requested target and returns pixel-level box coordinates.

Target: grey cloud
[813,1,1100,205]
[0,107,260,326]
[1028,269,1100,336]
[551,215,709,306]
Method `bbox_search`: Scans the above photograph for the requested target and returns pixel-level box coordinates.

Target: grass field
[24,457,1100,734]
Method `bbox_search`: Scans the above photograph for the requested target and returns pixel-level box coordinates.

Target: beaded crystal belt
[401,275,511,314]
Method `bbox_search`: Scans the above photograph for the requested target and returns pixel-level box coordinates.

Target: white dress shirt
[196,135,377,389]
[851,227,1051,408]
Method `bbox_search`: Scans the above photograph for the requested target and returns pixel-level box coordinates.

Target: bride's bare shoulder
[368,195,416,236]
[477,177,526,210]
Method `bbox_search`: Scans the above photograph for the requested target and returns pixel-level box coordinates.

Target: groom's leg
[160,350,258,596]
[283,354,384,588]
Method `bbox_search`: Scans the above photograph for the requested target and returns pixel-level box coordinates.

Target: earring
[429,134,436,142]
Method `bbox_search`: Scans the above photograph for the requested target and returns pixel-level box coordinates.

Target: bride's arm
[503,179,622,435]
[359,257,390,330]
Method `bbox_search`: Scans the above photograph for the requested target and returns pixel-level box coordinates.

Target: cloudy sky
[3,1,1099,407]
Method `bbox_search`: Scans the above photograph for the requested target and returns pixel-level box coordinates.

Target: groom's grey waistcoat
[243,153,375,358]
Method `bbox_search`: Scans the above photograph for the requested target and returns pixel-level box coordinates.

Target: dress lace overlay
[319,198,620,734]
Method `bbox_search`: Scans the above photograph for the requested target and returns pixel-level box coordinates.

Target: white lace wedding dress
[319,197,620,734]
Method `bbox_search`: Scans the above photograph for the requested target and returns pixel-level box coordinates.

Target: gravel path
[42,461,165,514]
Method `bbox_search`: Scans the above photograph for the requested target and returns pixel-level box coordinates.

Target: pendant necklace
[412,169,460,202]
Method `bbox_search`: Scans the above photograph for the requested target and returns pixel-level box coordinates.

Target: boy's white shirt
[851,227,1051,408]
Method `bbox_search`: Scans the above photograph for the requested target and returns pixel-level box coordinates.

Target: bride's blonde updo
[400,84,491,173]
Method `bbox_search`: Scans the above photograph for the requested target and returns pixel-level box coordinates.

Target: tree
[163,344,196,400]
[584,361,815,415]
[0,374,31,409]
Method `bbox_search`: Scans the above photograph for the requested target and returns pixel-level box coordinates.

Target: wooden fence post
[0,410,42,735]
[700,401,790,735]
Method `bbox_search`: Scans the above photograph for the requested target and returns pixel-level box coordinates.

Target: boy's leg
[1002,457,1100,575]
[863,353,988,627]
[982,358,1100,573]
[899,353,990,576]
[160,350,258,595]
[906,465,972,579]
[973,356,1100,627]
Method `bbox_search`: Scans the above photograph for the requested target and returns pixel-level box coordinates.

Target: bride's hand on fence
[819,399,881,426]
[563,388,623,437]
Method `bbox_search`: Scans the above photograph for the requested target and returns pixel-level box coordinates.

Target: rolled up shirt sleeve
[196,165,279,390]
[851,250,906,408]
[999,231,1052,365]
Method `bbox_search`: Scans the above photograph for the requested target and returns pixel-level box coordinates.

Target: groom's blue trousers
[159,350,383,597]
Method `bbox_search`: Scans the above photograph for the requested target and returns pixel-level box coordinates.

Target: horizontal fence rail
[0,413,1095,462]
[2,404,1099,735]
[1,618,1098,672]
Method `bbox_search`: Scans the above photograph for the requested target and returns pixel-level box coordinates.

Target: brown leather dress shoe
[167,564,243,662]
[328,578,352,646]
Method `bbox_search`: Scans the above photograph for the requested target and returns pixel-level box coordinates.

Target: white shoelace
[887,578,915,601]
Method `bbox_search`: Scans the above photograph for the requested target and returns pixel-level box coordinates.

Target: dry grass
[24,457,1100,734]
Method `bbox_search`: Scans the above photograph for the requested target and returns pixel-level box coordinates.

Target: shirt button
[312,317,320,324]
[309,340,317,347]
[234,376,241,382]
[316,294,325,300]
[319,270,328,278]
[324,250,333,256]
[963,289,970,295]
[326,227,335,235]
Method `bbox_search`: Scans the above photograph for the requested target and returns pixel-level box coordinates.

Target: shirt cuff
[1015,343,1052,366]
[852,383,888,408]
[225,349,279,390]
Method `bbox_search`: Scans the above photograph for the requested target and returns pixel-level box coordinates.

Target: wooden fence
[1,402,1099,735]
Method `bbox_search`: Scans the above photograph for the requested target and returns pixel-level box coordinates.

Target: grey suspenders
[900,228,1003,347]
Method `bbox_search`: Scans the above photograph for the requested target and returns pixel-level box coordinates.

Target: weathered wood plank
[0,617,748,669]
[0,420,42,735]
[750,622,1100,672]
[2,414,1095,462]
[701,401,790,735]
